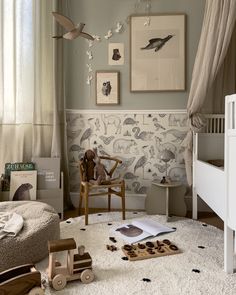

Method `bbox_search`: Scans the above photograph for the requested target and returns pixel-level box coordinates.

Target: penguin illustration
[102,81,112,96]
[112,48,121,61]
[141,35,173,52]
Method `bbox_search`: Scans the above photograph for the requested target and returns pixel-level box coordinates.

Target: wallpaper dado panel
[66,110,188,195]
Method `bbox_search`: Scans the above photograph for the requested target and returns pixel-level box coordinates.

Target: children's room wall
[62,0,206,209]
[63,0,205,110]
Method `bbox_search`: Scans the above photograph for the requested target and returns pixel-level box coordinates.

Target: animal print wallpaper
[66,111,188,195]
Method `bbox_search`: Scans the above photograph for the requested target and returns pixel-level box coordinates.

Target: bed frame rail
[224,94,236,273]
[205,114,225,134]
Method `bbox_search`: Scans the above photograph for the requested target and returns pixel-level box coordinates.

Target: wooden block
[121,239,181,261]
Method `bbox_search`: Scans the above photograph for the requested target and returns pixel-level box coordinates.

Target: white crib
[192,94,236,273]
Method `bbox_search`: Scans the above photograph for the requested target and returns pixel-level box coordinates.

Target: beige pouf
[0,201,60,272]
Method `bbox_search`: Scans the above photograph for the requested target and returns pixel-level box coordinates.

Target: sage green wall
[63,0,205,110]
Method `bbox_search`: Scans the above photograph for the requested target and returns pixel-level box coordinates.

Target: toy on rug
[48,238,94,291]
[121,239,181,261]
[106,244,118,252]
[0,264,45,295]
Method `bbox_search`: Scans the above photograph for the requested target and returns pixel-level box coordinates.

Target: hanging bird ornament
[52,12,94,41]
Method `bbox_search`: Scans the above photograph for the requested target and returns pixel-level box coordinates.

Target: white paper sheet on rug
[112,218,174,243]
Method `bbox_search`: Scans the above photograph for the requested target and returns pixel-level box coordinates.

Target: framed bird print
[96,71,120,105]
[130,14,186,92]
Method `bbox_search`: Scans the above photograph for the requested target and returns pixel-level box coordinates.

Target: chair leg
[108,188,111,212]
[121,180,125,220]
[78,186,83,216]
[83,183,89,225]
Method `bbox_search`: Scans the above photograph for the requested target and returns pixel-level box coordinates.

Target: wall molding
[66,109,187,114]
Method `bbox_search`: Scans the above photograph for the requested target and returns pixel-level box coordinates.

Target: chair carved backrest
[79,149,122,185]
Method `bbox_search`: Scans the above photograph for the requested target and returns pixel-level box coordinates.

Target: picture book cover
[112,218,175,243]
[9,170,37,201]
[32,157,60,190]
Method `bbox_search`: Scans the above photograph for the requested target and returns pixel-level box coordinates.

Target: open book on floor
[112,218,175,244]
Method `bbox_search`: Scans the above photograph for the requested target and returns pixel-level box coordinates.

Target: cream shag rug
[37,212,236,295]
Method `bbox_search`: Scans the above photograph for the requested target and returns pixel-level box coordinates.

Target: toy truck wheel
[52,274,67,290]
[28,287,44,295]
[80,269,94,284]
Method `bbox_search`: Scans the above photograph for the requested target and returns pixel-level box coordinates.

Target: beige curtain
[183,0,236,185]
[0,0,70,206]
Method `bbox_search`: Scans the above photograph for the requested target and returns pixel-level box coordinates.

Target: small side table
[152,181,182,221]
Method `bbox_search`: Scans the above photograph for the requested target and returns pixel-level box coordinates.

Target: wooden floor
[64,209,224,230]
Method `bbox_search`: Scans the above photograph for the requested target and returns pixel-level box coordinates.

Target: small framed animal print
[96,71,120,105]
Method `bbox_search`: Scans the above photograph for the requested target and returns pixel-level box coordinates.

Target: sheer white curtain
[0,0,70,205]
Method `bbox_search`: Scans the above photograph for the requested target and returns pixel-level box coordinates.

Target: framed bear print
[96,71,120,105]
[130,14,186,92]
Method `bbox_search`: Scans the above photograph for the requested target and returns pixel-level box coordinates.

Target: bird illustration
[132,127,154,141]
[134,145,149,178]
[69,144,85,153]
[132,182,148,194]
[152,118,165,131]
[123,172,139,180]
[80,118,94,146]
[154,163,170,174]
[52,12,94,41]
[116,157,136,171]
[141,35,173,52]
[67,129,82,142]
[97,145,110,157]
[99,135,115,145]
[123,117,139,126]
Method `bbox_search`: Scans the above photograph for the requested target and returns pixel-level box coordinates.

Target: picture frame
[96,71,120,105]
[130,14,186,92]
[108,43,124,65]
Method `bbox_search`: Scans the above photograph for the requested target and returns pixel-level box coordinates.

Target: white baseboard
[70,192,146,210]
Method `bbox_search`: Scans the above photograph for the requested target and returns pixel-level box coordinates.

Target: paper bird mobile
[86,51,93,60]
[115,22,123,33]
[144,17,151,26]
[86,75,93,85]
[93,35,101,41]
[86,64,93,72]
[104,30,113,39]
[52,12,94,41]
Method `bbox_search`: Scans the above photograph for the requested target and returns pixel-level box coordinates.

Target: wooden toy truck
[0,264,44,295]
[48,238,94,291]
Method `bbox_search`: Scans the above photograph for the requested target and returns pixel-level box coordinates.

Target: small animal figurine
[81,149,96,181]
[52,12,94,41]
[89,148,110,185]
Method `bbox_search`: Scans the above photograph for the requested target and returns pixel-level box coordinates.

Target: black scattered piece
[66,220,71,224]
[133,212,138,214]
[109,237,117,243]
[148,169,152,173]
[107,223,112,226]
[198,246,205,249]
[172,227,177,230]
[94,141,97,144]
[106,244,117,252]
[122,256,128,261]
[192,269,200,273]
[80,228,86,231]
[142,278,151,282]
[97,213,102,216]
[148,114,152,118]
[202,223,207,227]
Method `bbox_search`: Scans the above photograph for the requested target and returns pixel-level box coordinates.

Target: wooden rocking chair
[78,155,126,225]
